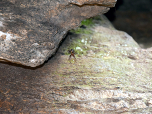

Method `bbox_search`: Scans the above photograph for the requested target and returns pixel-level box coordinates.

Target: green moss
[63,18,96,56]
[63,37,91,56]
[70,17,94,34]
[70,28,93,34]
[81,18,94,26]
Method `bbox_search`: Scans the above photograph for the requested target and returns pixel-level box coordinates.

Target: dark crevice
[104,0,152,48]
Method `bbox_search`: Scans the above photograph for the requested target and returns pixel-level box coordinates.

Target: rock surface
[0,0,116,67]
[0,15,152,113]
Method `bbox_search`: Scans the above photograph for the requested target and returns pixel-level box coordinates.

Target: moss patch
[81,18,94,27]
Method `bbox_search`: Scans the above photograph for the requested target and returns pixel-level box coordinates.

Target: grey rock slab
[0,0,116,67]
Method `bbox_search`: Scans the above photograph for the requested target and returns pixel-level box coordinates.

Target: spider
[68,49,76,62]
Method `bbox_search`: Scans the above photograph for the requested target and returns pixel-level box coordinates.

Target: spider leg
[72,54,76,62]
[69,54,72,60]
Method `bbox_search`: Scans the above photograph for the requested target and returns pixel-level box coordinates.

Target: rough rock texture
[0,0,116,67]
[0,15,152,113]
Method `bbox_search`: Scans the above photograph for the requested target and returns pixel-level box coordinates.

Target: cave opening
[105,0,152,48]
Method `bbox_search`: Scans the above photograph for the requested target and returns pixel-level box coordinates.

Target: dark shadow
[0,61,44,70]
[104,0,124,21]
[105,0,152,48]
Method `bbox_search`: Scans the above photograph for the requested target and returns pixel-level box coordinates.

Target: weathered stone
[0,0,116,67]
[1,15,152,113]
[64,89,150,111]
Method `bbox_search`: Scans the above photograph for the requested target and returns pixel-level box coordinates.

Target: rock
[0,0,116,67]
[1,15,152,113]
[148,99,152,107]
[130,100,147,109]
[64,89,150,111]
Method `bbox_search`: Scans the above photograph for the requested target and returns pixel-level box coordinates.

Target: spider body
[68,49,76,62]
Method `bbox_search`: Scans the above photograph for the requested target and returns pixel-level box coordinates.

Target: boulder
[0,0,116,67]
[0,15,152,113]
